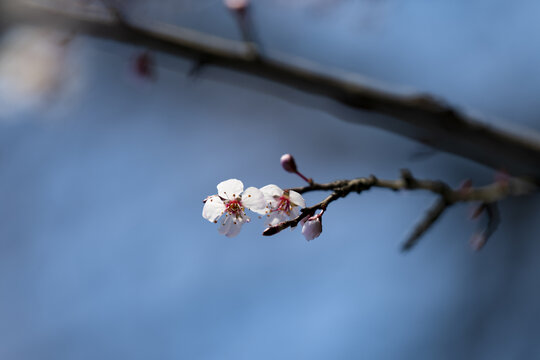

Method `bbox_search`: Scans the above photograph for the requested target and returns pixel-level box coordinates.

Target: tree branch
[401,198,449,251]
[3,0,540,180]
[264,170,535,250]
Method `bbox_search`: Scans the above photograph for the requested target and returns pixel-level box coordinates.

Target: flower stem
[295,171,312,184]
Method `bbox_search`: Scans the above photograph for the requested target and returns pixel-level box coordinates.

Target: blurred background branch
[2,0,540,181]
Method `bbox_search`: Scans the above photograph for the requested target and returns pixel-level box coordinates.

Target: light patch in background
[0,26,83,120]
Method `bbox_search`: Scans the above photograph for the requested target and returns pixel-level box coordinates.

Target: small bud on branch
[280,154,297,173]
[301,215,323,241]
[280,154,312,184]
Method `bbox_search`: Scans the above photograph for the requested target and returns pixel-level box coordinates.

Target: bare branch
[98,0,126,25]
[2,1,540,179]
[267,171,536,250]
[401,198,449,251]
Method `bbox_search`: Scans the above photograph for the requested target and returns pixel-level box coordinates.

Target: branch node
[400,169,415,188]
[188,57,209,77]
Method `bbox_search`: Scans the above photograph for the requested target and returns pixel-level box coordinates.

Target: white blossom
[202,179,265,237]
[260,184,305,226]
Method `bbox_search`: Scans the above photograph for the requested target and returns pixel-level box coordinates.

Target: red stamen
[225,199,244,216]
[273,196,292,215]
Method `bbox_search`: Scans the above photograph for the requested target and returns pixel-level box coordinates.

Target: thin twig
[401,198,449,251]
[265,171,536,250]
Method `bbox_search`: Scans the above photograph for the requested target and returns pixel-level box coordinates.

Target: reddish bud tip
[494,169,510,187]
[470,233,487,251]
[280,154,297,173]
[134,52,154,79]
[459,179,473,194]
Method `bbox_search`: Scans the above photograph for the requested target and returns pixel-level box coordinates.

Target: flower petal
[260,184,283,209]
[242,187,266,214]
[290,206,301,219]
[218,215,244,237]
[266,212,288,227]
[260,184,283,199]
[289,190,305,208]
[217,179,244,200]
[202,195,225,222]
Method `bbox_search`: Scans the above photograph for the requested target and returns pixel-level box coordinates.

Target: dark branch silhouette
[2,0,540,181]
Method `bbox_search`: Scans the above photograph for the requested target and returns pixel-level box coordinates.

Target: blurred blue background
[1,0,540,359]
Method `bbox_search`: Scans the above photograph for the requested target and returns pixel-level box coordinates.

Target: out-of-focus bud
[224,0,249,16]
[469,203,486,220]
[459,179,473,196]
[301,216,322,241]
[133,51,154,79]
[280,153,298,173]
[470,232,486,251]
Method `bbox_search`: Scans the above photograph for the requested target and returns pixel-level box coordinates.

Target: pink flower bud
[302,217,322,241]
[280,154,297,173]
[459,179,473,195]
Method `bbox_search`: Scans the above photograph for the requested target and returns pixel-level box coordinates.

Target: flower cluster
[202,154,533,251]
[202,178,321,240]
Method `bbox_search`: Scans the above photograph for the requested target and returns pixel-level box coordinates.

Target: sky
[0,1,540,359]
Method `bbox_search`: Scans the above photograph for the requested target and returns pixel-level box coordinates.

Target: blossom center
[226,199,244,217]
[275,195,292,215]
